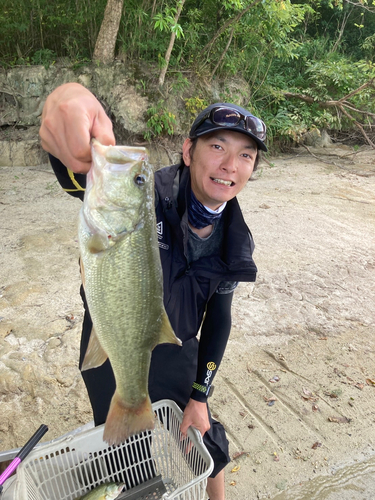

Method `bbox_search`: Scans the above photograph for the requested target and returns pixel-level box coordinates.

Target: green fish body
[78,140,181,445]
[77,482,124,499]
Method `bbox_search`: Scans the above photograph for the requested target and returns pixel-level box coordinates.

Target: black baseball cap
[189,102,267,152]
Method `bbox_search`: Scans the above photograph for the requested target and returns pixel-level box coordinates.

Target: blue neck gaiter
[188,190,226,229]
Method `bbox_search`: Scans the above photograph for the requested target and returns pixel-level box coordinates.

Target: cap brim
[193,125,268,152]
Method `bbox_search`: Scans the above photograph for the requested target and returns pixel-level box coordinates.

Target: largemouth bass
[78,140,181,445]
[77,482,124,499]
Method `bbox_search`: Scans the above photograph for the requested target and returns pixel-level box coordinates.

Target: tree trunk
[158,0,186,87]
[93,0,124,64]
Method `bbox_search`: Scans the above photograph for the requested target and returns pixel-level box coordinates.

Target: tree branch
[158,0,186,87]
[211,26,235,78]
[283,81,375,148]
[338,104,375,148]
[338,78,375,103]
[341,103,375,118]
[344,0,375,12]
[331,6,353,53]
[199,1,261,58]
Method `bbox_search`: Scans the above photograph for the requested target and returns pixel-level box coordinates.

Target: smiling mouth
[212,178,234,186]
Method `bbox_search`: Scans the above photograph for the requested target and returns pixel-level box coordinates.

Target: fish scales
[76,481,124,499]
[78,140,181,445]
[82,201,162,402]
[76,483,125,500]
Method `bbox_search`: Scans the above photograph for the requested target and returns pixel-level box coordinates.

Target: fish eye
[134,174,146,186]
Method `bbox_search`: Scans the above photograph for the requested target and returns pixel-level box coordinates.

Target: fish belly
[80,219,170,443]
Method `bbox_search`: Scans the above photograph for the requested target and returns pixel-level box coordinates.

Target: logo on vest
[156,220,169,250]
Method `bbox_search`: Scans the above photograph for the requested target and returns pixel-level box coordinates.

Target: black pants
[79,291,230,478]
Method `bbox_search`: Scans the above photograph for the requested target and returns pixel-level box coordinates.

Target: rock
[302,129,332,147]
[0,62,254,166]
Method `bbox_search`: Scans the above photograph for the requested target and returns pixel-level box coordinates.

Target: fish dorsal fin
[157,311,182,347]
[81,327,109,371]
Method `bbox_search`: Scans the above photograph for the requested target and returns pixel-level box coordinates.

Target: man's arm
[49,154,87,200]
[40,83,115,174]
[180,290,233,437]
[192,290,233,402]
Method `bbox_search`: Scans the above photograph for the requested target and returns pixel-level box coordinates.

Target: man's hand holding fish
[40,83,115,174]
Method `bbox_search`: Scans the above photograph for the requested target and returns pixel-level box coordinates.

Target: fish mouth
[211,177,234,187]
[117,484,126,494]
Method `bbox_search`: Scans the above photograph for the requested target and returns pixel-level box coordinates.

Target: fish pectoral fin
[79,258,86,288]
[81,327,109,371]
[87,233,111,253]
[157,311,182,347]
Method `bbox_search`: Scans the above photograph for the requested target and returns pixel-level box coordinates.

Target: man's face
[182,130,257,210]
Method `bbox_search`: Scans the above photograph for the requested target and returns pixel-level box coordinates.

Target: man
[40,83,267,500]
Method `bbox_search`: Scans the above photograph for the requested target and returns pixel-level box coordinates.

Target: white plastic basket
[4,400,213,500]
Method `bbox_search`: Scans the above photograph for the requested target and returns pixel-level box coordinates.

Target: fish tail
[103,391,155,445]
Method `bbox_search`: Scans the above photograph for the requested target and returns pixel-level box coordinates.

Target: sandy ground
[0,144,374,499]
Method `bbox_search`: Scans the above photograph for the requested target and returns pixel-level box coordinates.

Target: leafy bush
[1,0,374,147]
[144,102,177,141]
[31,49,56,69]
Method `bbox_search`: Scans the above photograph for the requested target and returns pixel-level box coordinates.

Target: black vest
[154,163,257,342]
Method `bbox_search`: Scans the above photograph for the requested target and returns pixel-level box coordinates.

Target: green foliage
[144,102,177,141]
[306,59,352,96]
[1,0,374,146]
[257,50,375,145]
[153,6,184,39]
[0,0,106,66]
[362,33,375,57]
[31,48,56,68]
[153,9,175,32]
[185,97,208,116]
[169,73,191,93]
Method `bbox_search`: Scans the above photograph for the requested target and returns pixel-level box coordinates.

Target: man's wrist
[191,381,214,399]
[190,388,208,403]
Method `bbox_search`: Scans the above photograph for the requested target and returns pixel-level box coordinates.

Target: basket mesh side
[152,404,211,499]
[22,433,157,500]
[16,400,213,500]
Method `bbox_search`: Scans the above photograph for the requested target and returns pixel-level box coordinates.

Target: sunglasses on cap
[194,106,267,141]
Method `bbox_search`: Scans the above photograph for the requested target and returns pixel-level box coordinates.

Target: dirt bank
[0,144,374,498]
